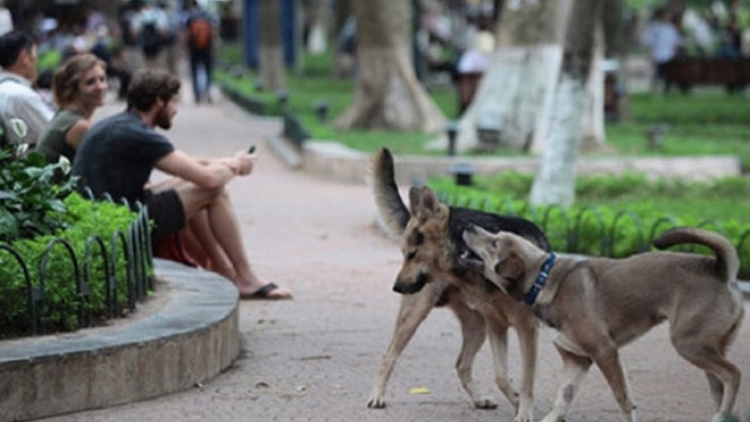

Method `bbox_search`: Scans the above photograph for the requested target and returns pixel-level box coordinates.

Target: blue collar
[523,253,556,306]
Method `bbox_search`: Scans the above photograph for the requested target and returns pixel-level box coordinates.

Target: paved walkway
[39,89,750,422]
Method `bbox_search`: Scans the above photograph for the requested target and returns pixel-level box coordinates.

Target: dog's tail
[367,148,410,236]
[652,227,739,283]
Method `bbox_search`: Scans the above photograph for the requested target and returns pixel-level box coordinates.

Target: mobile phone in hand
[248,145,256,154]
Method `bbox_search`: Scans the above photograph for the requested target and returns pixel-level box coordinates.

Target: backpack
[141,22,164,58]
[187,16,212,50]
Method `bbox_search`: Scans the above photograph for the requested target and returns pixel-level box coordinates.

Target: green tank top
[36,109,84,164]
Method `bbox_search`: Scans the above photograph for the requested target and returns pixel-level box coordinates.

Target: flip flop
[239,283,292,300]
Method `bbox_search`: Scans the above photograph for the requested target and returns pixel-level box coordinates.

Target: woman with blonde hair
[36,53,108,164]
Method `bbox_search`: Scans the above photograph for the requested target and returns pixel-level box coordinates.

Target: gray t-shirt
[71,110,174,204]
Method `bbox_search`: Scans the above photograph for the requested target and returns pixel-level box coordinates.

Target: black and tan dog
[459,224,745,422]
[367,148,550,421]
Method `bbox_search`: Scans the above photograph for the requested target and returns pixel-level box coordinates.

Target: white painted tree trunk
[306,0,328,54]
[444,45,562,153]
[579,22,607,152]
[430,0,571,153]
[529,0,601,208]
[529,75,587,207]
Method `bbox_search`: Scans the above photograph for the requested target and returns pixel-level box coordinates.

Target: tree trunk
[258,0,286,92]
[305,0,329,54]
[333,0,445,132]
[529,0,601,207]
[579,20,608,153]
[331,0,355,79]
[445,0,569,152]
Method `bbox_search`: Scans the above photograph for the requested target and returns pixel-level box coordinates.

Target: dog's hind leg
[673,340,741,422]
[485,319,519,411]
[367,284,443,409]
[452,299,498,409]
[671,317,742,422]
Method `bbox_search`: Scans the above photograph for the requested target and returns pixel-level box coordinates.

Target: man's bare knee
[177,183,225,217]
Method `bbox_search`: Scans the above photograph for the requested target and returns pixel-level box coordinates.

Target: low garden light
[314,100,330,123]
[254,80,264,92]
[476,120,502,151]
[449,161,476,186]
[445,121,458,156]
[644,124,669,151]
[277,89,289,109]
[228,65,244,79]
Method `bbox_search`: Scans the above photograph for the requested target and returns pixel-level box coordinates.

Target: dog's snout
[392,272,429,294]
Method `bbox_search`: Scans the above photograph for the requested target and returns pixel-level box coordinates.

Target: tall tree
[447,0,570,152]
[333,0,445,132]
[258,0,286,92]
[529,0,602,207]
[447,0,620,156]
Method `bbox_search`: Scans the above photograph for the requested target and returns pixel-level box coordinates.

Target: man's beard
[156,107,173,130]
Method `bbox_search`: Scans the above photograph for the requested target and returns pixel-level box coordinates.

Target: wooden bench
[664,57,750,92]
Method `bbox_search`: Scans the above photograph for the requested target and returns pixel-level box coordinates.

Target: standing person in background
[0,30,54,147]
[0,0,13,36]
[641,7,681,93]
[36,53,108,166]
[131,0,171,71]
[183,0,216,104]
[159,0,181,76]
[71,69,293,300]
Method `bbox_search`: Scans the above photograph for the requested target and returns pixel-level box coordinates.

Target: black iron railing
[439,191,750,277]
[0,196,153,337]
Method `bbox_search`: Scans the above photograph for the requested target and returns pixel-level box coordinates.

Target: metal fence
[440,192,750,272]
[0,195,153,337]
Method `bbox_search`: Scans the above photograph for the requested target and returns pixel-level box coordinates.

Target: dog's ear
[493,252,526,287]
[409,186,444,220]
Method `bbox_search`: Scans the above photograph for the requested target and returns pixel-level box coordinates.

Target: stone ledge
[294,141,741,186]
[0,259,241,422]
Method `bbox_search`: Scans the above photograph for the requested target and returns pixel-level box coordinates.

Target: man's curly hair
[126,68,180,112]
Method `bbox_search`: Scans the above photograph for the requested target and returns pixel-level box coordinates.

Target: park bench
[663,57,750,92]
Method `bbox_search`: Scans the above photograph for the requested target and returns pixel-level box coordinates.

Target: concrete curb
[296,141,741,186]
[0,259,241,422]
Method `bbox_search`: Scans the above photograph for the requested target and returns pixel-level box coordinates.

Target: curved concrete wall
[0,259,241,422]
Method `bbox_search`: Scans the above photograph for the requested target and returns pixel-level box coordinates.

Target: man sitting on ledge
[71,68,292,300]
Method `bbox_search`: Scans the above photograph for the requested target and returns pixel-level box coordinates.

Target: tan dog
[367,148,550,422]
[459,224,745,422]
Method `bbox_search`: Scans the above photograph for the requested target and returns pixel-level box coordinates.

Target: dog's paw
[366,396,387,409]
[473,397,498,409]
[512,410,533,422]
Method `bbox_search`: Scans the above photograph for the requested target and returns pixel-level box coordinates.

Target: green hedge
[0,147,148,338]
[0,193,141,338]
[428,174,750,279]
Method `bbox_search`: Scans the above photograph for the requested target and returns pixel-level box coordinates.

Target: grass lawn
[217,46,750,167]
[216,46,750,226]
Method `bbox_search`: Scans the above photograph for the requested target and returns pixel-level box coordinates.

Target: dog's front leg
[367,292,435,408]
[539,344,592,422]
[592,346,637,422]
[512,315,538,422]
[453,300,498,409]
